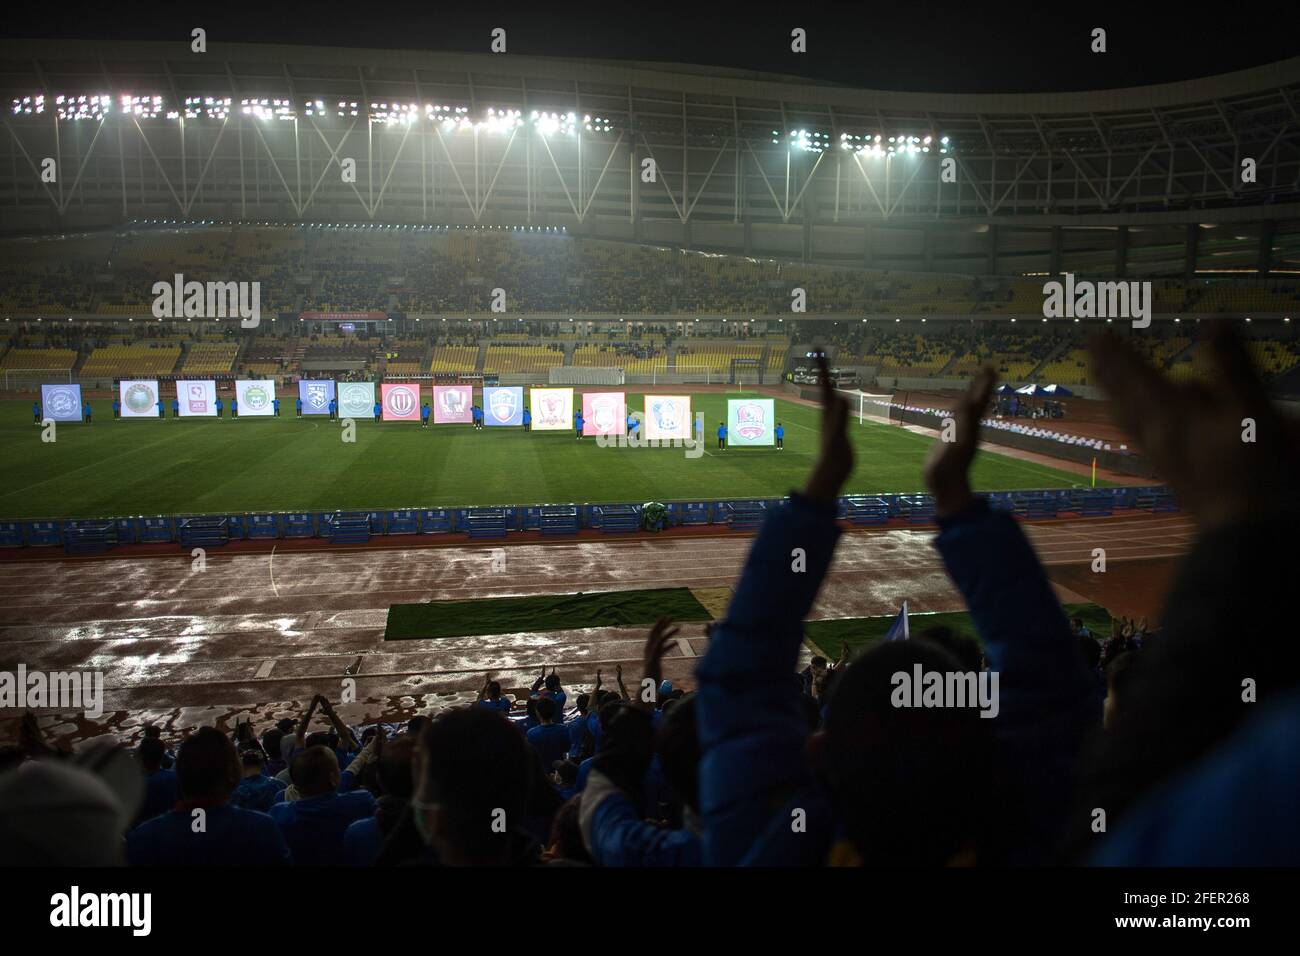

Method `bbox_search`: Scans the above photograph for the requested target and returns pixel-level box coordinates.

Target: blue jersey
[373,403,381,416]
[717,425,727,438]
[775,426,784,439]
[575,417,584,430]
[421,405,430,420]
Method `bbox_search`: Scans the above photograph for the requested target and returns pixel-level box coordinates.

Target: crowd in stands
[4,226,1299,319]
[2,327,1294,868]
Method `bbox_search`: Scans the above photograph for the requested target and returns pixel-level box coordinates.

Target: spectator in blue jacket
[132,736,178,828]
[343,735,416,866]
[526,698,571,768]
[694,357,1096,867]
[229,749,287,813]
[126,727,290,866]
[268,746,375,865]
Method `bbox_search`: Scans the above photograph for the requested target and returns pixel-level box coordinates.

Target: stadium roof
[2,40,1299,274]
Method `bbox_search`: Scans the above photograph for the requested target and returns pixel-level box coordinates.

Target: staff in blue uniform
[574,410,584,440]
[373,401,382,423]
[522,408,531,431]
[775,421,784,450]
[421,402,431,428]
[295,397,303,418]
[32,401,41,425]
[717,421,727,450]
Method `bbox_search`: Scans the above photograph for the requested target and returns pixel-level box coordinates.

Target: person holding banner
[273,397,281,417]
[776,422,785,450]
[421,402,431,428]
[472,404,483,430]
[231,397,238,419]
[215,396,224,419]
[157,399,165,420]
[522,407,531,431]
[628,411,639,437]
[171,397,179,418]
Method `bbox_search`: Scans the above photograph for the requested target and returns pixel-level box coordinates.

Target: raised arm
[924,366,1096,861]
[694,354,852,866]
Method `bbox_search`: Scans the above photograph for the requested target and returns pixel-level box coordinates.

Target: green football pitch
[0,393,1098,520]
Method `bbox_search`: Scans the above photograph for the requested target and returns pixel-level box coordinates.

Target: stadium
[0,8,1297,909]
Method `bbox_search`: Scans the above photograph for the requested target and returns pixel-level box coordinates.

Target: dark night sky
[4,0,1296,93]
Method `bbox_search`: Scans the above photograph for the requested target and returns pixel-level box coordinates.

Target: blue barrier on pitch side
[2,486,1177,549]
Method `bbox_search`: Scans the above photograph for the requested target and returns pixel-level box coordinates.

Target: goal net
[834,387,896,426]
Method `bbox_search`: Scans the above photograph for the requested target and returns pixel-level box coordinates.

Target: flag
[883,601,910,642]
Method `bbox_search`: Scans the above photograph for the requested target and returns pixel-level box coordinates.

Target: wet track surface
[0,513,1196,746]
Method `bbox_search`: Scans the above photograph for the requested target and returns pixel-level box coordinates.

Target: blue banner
[41,383,83,422]
[298,379,336,415]
[484,386,523,426]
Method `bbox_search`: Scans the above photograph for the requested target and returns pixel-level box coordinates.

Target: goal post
[652,364,712,385]
[3,368,73,391]
[834,386,895,425]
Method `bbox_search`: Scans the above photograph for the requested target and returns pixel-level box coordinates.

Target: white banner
[337,381,376,419]
[235,380,276,416]
[530,387,574,431]
[177,380,218,417]
[643,395,692,441]
[119,380,160,418]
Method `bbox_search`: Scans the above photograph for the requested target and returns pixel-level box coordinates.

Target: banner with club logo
[582,392,626,436]
[530,387,574,431]
[119,380,160,418]
[235,380,276,417]
[381,383,421,421]
[177,380,218,417]
[484,386,523,426]
[727,398,775,446]
[337,382,376,419]
[643,395,692,441]
[41,383,83,422]
[433,385,473,424]
[298,379,335,415]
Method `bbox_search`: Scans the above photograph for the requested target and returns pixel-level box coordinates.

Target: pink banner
[433,385,473,424]
[381,383,421,421]
[583,392,626,436]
